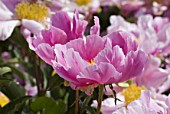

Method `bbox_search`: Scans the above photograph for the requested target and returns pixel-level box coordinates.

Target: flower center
[87,59,94,65]
[122,84,146,105]
[75,0,91,6]
[15,1,49,22]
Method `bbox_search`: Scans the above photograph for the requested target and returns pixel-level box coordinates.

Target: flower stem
[75,90,79,114]
[96,85,104,114]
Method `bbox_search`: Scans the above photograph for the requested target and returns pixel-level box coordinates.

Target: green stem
[75,90,79,114]
[34,55,44,96]
[96,85,104,114]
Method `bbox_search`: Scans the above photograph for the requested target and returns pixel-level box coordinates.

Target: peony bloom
[137,14,170,55]
[52,30,147,92]
[28,11,88,65]
[52,34,108,90]
[108,14,170,56]
[107,15,138,37]
[92,84,168,114]
[133,56,169,93]
[0,0,51,41]
[113,90,166,114]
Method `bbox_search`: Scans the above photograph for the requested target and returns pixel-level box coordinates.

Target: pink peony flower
[137,14,170,55]
[108,14,170,55]
[28,11,88,65]
[52,31,147,90]
[133,56,169,93]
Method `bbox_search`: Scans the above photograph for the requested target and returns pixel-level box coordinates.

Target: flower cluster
[0,0,170,114]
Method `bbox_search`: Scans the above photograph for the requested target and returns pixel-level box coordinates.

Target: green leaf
[7,65,25,80]
[51,87,66,99]
[0,67,11,75]
[1,82,26,100]
[47,76,64,91]
[31,97,66,114]
[0,78,12,85]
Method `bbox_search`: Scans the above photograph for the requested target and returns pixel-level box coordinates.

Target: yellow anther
[87,59,94,65]
[122,84,146,105]
[51,70,56,77]
[64,80,70,87]
[15,1,49,22]
[134,37,141,44]
[75,0,91,6]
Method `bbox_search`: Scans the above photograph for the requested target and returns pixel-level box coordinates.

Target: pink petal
[66,35,106,61]
[90,16,100,35]
[77,63,121,85]
[51,11,71,34]
[41,26,67,45]
[35,43,55,65]
[72,10,88,39]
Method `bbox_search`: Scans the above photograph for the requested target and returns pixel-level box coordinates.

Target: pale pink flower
[52,0,100,17]
[93,90,167,114]
[0,0,50,41]
[108,14,170,55]
[134,56,169,93]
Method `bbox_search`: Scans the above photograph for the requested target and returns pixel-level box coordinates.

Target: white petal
[0,1,13,20]
[22,19,45,34]
[0,20,21,41]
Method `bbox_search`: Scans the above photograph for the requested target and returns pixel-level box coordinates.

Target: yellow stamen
[122,84,146,105]
[134,37,141,44]
[75,0,91,6]
[51,70,56,77]
[156,53,162,58]
[64,80,70,87]
[0,92,10,107]
[15,1,49,22]
[80,85,95,95]
[87,59,94,65]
